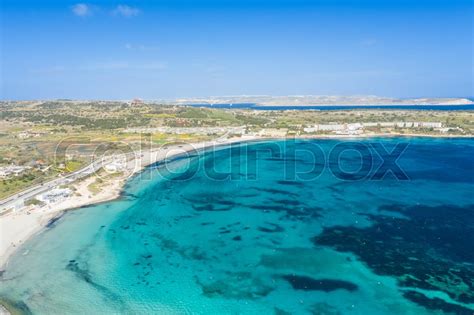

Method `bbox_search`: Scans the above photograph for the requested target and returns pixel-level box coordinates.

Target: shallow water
[1,138,473,314]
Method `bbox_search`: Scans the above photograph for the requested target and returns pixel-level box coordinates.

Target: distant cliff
[169,95,474,106]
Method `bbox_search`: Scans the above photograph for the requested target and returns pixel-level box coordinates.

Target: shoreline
[186,104,474,107]
[0,134,473,314]
[0,137,255,270]
[1,133,473,269]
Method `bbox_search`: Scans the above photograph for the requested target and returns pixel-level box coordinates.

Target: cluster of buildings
[125,122,448,138]
[37,188,72,204]
[256,128,289,137]
[104,159,126,173]
[361,122,442,128]
[17,130,48,139]
[0,165,31,178]
[125,126,247,136]
[128,98,144,106]
[303,122,444,135]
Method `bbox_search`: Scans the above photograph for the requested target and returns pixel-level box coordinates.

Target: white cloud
[113,5,140,17]
[72,3,92,17]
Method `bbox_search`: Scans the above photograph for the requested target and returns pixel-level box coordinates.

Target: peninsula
[167,95,474,106]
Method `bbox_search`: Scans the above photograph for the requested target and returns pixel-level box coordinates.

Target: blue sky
[1,0,473,100]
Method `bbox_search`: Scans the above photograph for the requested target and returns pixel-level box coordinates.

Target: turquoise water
[1,138,473,314]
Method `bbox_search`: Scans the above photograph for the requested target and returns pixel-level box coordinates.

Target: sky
[1,0,473,100]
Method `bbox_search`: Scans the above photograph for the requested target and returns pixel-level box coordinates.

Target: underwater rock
[313,203,474,307]
[46,213,64,228]
[281,275,357,292]
[403,291,473,315]
[310,302,341,315]
[276,180,305,187]
[197,272,274,299]
[258,223,285,233]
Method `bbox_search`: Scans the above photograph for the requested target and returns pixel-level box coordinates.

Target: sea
[186,103,474,111]
[0,138,473,314]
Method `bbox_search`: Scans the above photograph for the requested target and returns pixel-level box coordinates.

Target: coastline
[256,103,474,107]
[0,137,256,270]
[0,133,472,314]
[0,133,472,270]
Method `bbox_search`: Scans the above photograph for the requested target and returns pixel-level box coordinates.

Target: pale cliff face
[164,96,474,106]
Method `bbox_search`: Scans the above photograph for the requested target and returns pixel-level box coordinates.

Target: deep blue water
[187,103,474,111]
[1,138,473,314]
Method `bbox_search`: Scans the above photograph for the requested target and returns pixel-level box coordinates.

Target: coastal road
[0,145,179,213]
[0,156,122,213]
[0,138,249,213]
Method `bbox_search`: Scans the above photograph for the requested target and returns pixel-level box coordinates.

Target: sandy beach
[1,132,471,269]
[0,133,471,268]
[0,175,125,268]
[0,134,472,315]
[2,131,472,271]
[0,137,256,270]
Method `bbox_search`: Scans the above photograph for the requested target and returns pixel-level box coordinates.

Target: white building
[318,124,345,131]
[304,123,361,134]
[420,122,442,128]
[303,127,318,133]
[258,128,288,137]
[104,161,125,173]
[125,126,246,136]
[38,188,72,204]
[361,122,443,129]
[0,165,31,178]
